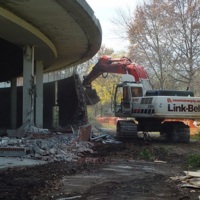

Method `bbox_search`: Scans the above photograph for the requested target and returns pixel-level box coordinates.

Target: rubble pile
[0,128,95,163]
[0,122,121,166]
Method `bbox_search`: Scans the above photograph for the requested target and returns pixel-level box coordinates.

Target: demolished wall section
[0,74,88,130]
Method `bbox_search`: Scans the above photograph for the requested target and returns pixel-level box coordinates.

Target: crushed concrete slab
[0,147,26,157]
[90,126,120,144]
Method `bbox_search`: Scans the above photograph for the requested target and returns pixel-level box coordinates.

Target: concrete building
[0,0,102,131]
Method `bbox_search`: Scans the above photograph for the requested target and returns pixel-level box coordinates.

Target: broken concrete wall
[0,74,88,129]
[57,74,88,127]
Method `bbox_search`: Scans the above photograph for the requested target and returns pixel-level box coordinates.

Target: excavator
[83,55,200,143]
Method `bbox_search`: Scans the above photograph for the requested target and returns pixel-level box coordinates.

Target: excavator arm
[82,55,149,105]
[83,55,148,88]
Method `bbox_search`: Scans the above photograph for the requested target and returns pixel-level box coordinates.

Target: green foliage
[187,154,200,170]
[139,148,153,160]
[92,73,121,105]
[191,132,200,141]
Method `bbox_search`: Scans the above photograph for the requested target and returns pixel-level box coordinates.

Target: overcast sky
[86,0,142,52]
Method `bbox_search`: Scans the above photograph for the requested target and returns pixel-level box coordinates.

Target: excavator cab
[113,82,144,116]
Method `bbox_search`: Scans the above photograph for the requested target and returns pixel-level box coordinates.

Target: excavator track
[116,120,138,140]
[161,121,190,143]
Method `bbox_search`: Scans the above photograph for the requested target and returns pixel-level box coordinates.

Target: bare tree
[97,45,114,57]
[163,0,200,91]
[128,0,180,89]
[112,0,200,92]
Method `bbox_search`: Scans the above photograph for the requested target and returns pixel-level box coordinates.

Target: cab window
[123,86,130,101]
[131,87,143,97]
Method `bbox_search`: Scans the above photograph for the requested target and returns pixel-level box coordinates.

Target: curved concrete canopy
[0,0,102,81]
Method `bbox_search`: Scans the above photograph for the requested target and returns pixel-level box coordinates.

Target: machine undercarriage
[116,118,190,143]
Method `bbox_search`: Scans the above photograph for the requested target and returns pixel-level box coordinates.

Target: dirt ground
[1,134,200,200]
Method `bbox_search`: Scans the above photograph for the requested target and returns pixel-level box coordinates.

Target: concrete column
[10,78,17,129]
[35,60,43,128]
[23,46,34,125]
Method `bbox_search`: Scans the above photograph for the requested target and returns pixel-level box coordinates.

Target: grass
[139,148,153,161]
[187,131,200,169]
[186,154,200,170]
[191,132,200,141]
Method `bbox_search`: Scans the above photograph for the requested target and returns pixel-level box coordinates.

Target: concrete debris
[90,134,108,141]
[102,139,122,144]
[0,123,120,164]
[0,125,96,163]
[7,119,50,138]
[90,126,121,144]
